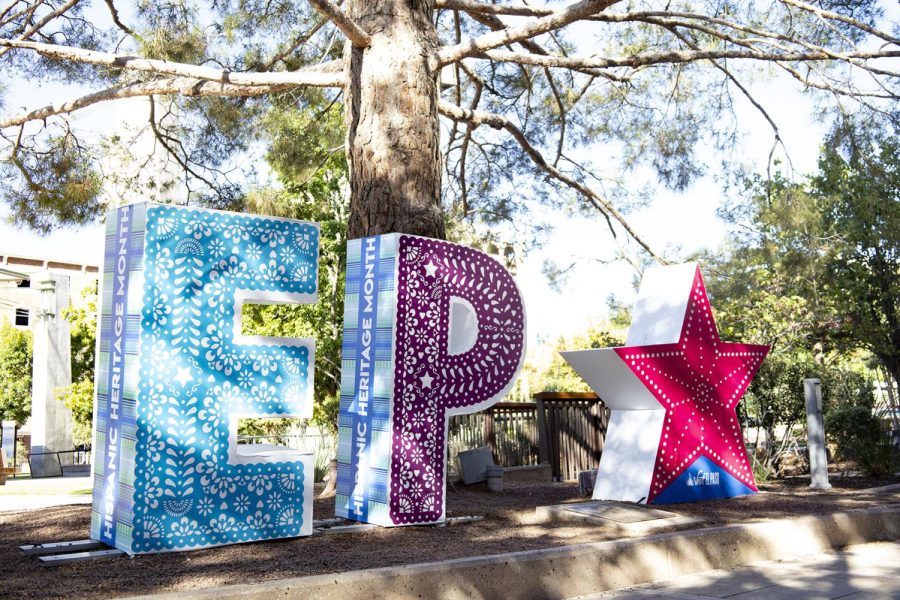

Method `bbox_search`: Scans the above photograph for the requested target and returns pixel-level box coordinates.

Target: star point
[174,366,193,387]
[419,372,434,389]
[423,261,439,278]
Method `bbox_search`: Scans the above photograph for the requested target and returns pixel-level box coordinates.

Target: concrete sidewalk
[574,542,900,599]
[0,475,92,512]
[130,505,900,600]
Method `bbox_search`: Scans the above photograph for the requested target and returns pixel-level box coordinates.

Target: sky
[0,14,838,354]
[514,68,828,349]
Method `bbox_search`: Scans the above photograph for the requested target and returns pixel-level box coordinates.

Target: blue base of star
[651,455,756,505]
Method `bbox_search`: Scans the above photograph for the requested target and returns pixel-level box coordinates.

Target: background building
[0,252,99,475]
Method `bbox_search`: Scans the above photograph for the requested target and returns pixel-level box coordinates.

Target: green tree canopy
[0,320,32,425]
[54,282,98,445]
[0,1,898,260]
[240,96,348,433]
[711,116,899,383]
[699,114,897,477]
[813,119,900,387]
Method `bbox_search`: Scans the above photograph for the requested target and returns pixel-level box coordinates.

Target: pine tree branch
[102,0,136,39]
[457,7,626,82]
[0,77,304,128]
[147,96,223,204]
[0,0,21,22]
[306,0,370,48]
[435,0,554,18]
[261,18,326,71]
[477,47,900,72]
[437,0,621,66]
[438,99,665,263]
[0,38,346,86]
[778,0,899,46]
[665,26,790,179]
[0,0,46,28]
[0,0,78,57]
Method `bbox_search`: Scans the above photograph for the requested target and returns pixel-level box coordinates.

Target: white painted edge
[626,262,697,346]
[447,296,478,356]
[593,409,665,504]
[559,348,661,410]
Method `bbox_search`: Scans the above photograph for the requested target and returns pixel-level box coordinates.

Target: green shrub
[854,440,896,478]
[825,405,884,463]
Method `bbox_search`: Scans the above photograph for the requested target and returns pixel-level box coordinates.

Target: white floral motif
[184,220,211,240]
[282,381,306,405]
[245,241,263,261]
[142,517,164,539]
[278,246,296,264]
[282,356,304,375]
[149,289,172,331]
[233,493,251,513]
[202,324,241,375]
[267,491,283,512]
[250,354,279,377]
[144,475,164,509]
[154,216,177,239]
[277,507,295,526]
[237,370,255,389]
[208,238,227,258]
[209,514,238,533]
[163,499,194,517]
[197,496,215,516]
[171,517,200,536]
[198,396,224,434]
[246,510,272,529]
[291,263,311,282]
[245,474,273,496]
[294,231,314,252]
[421,465,436,488]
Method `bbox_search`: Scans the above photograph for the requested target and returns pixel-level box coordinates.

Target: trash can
[486,465,504,492]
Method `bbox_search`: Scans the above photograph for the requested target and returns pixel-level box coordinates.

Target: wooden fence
[448,392,608,481]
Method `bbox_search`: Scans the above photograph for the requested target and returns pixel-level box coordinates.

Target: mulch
[1,475,898,599]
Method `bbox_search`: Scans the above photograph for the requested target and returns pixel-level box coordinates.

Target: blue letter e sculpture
[90,203,318,554]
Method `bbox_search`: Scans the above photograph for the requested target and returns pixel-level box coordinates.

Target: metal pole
[804,378,831,490]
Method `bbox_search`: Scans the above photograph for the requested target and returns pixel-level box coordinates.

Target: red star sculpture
[563,263,769,505]
[616,267,768,502]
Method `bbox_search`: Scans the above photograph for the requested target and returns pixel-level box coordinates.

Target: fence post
[484,408,497,463]
[535,398,549,466]
[804,378,832,490]
[589,400,603,463]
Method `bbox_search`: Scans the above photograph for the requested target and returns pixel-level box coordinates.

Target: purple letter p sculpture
[336,235,526,526]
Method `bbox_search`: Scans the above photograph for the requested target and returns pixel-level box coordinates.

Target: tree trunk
[344,1,445,240]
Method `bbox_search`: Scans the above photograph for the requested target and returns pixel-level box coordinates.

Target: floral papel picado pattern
[131,205,318,552]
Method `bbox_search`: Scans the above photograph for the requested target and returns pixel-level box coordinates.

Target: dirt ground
[1,475,898,599]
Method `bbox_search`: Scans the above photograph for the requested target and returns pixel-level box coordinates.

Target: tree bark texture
[345,0,445,240]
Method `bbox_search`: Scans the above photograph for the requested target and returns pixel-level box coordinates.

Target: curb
[125,504,900,600]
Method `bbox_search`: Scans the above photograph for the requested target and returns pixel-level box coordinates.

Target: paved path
[571,542,900,599]
[0,475,92,512]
